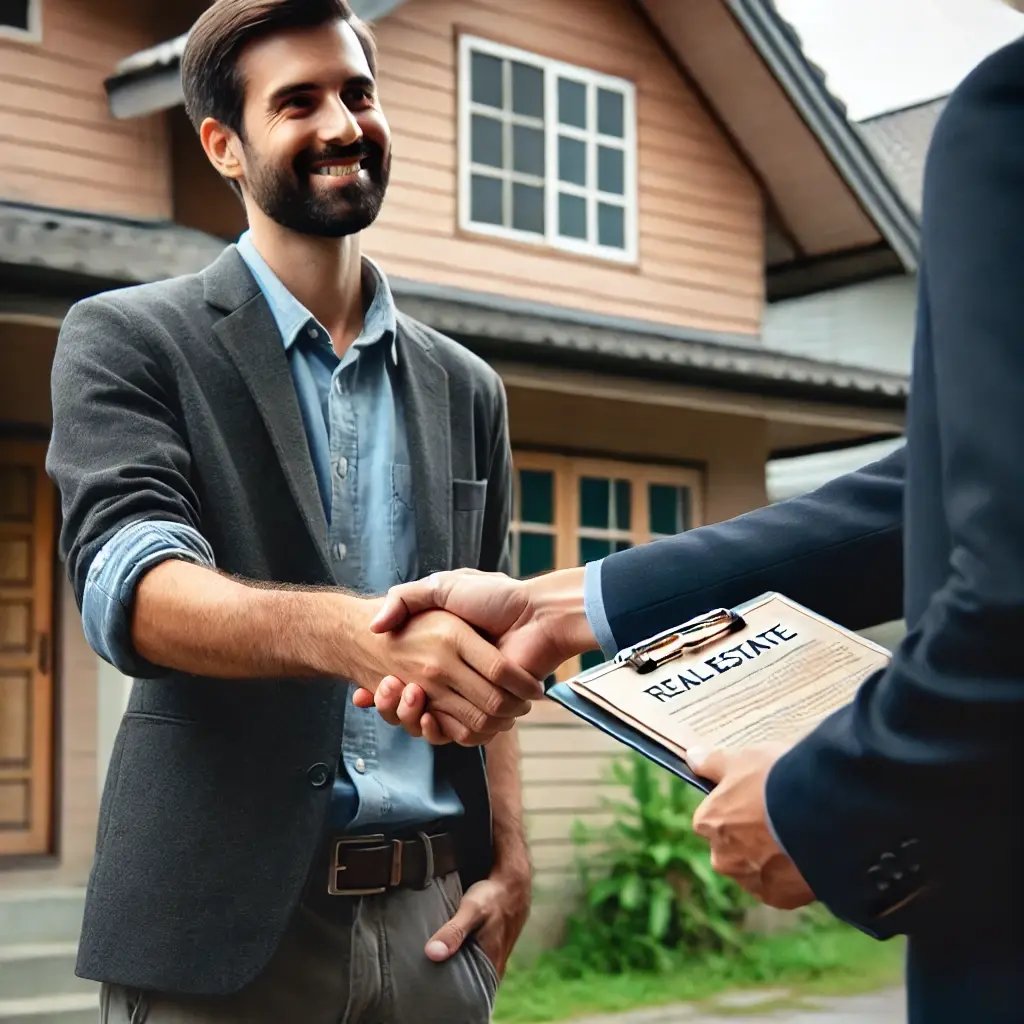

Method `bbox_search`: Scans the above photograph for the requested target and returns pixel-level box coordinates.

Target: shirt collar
[236,230,398,364]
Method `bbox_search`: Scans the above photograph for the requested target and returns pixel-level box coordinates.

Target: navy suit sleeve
[768,45,1024,937]
[599,449,904,652]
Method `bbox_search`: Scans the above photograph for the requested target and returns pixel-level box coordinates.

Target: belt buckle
[327,834,402,896]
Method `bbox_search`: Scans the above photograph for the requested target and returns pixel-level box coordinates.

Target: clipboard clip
[618,608,745,675]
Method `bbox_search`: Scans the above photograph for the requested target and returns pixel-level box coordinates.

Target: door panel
[0,441,54,856]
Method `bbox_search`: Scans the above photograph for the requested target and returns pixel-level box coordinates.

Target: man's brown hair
[181,0,377,137]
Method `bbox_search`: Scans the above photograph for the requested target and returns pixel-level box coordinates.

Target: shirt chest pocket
[452,478,487,569]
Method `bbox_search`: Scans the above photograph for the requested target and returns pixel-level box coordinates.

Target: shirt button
[354,757,367,774]
[307,326,319,339]
[335,456,348,479]
[332,542,347,561]
[306,762,330,788]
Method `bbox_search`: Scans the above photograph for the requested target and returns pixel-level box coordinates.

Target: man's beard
[245,140,391,238]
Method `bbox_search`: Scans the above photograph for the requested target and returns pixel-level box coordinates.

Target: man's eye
[344,88,374,107]
[283,96,313,110]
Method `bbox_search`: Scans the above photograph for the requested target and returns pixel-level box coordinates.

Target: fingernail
[404,689,416,705]
[425,940,449,961]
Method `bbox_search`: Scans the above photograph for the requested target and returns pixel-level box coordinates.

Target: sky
[773,0,1024,120]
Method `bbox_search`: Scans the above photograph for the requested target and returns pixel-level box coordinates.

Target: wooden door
[0,440,54,856]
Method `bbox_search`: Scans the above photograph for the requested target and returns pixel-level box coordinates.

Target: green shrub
[552,753,751,975]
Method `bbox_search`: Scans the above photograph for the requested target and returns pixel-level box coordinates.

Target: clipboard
[544,593,890,793]
[544,602,749,793]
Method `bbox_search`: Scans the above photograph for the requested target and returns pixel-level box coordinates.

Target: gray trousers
[99,872,498,1023]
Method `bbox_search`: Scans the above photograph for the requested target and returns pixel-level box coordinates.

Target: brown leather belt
[306,829,459,903]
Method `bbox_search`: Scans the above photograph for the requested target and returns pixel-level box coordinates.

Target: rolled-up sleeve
[82,520,215,677]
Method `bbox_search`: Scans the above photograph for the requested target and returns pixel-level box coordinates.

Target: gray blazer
[47,246,512,996]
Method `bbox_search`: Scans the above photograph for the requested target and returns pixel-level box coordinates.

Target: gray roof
[0,201,906,406]
[0,202,224,285]
[395,282,908,405]
[859,97,948,216]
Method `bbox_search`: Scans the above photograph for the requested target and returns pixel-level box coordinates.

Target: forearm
[132,558,375,680]
[485,727,530,877]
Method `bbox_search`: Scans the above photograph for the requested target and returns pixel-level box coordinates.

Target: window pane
[519,469,553,523]
[579,477,609,528]
[558,77,587,128]
[598,88,625,137]
[0,0,29,29]
[615,540,632,553]
[471,174,504,226]
[471,51,504,108]
[597,146,624,195]
[649,484,691,535]
[558,136,587,186]
[614,479,631,529]
[512,124,545,176]
[512,183,544,234]
[511,61,544,118]
[580,649,604,671]
[598,203,625,249]
[579,537,612,564]
[558,193,587,239]
[519,531,554,577]
[471,114,503,168]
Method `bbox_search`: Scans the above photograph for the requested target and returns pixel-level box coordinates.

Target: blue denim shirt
[82,232,462,833]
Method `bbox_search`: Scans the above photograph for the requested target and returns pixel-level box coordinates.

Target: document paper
[569,593,890,758]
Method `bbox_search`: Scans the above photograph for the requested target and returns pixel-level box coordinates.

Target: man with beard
[45,2,537,1021]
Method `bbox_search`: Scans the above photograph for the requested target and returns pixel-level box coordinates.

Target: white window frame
[458,34,638,264]
[0,0,41,42]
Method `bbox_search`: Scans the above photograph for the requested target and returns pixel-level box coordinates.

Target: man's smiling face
[234,18,391,237]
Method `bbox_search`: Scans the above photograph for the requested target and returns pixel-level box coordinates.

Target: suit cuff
[583,558,618,658]
[82,520,215,678]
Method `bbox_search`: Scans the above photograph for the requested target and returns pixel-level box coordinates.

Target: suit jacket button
[867,866,890,893]
[307,762,331,788]
[879,851,904,881]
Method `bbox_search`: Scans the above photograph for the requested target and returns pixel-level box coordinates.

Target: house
[0,0,918,1002]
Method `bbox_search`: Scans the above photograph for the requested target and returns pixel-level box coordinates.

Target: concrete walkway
[558,987,904,1024]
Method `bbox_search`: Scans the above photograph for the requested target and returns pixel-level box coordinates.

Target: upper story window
[459,35,637,263]
[0,0,39,40]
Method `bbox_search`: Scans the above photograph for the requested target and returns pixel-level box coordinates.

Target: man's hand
[688,743,816,911]
[425,865,532,978]
[353,568,596,741]
[347,601,542,746]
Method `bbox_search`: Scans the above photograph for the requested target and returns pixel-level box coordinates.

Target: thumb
[425,892,484,962]
[369,576,447,633]
[685,745,730,784]
[351,687,374,708]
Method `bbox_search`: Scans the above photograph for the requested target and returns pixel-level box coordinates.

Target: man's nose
[319,95,362,146]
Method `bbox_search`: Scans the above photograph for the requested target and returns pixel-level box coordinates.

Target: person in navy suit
[359,29,1024,1024]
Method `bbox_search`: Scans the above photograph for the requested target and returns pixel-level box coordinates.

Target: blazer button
[307,762,331,788]
[867,866,890,893]
[879,851,904,882]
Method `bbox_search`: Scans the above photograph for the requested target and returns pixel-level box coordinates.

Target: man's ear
[199,117,245,187]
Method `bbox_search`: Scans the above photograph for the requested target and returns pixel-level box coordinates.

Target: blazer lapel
[203,247,334,581]
[396,320,452,575]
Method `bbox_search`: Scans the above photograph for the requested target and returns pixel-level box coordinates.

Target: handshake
[352,567,596,745]
[354,565,816,911]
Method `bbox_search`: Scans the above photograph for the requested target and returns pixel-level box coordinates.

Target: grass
[493,922,905,1023]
